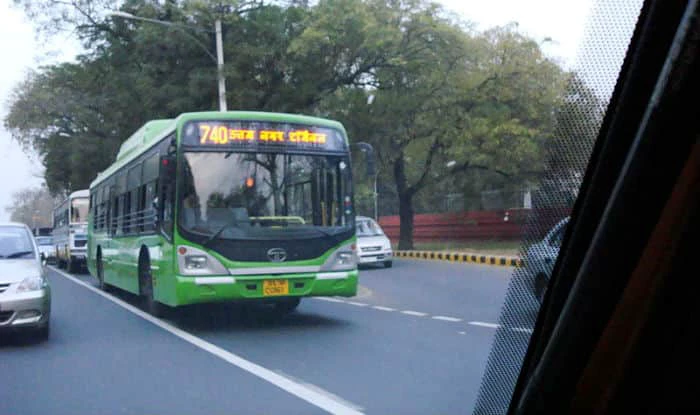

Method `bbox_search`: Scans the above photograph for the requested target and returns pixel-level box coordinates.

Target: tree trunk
[393,154,415,250]
[398,192,415,250]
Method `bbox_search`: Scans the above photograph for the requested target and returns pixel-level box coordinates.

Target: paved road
[1,259,537,415]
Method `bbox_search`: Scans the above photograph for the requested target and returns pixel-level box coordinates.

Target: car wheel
[384,261,393,268]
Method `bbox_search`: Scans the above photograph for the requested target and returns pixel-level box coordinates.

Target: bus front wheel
[139,254,167,317]
[96,251,107,291]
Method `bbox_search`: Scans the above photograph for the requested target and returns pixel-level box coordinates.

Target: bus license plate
[263,280,289,296]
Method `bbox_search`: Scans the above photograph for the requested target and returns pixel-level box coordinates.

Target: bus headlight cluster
[184,255,207,270]
[177,246,229,276]
[320,243,358,271]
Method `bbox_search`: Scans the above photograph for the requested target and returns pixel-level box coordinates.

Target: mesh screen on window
[472,1,643,413]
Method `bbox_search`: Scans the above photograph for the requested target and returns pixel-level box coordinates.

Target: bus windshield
[36,236,53,246]
[179,151,353,241]
[71,197,89,223]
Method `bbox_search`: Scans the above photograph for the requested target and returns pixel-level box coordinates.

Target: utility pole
[215,18,227,111]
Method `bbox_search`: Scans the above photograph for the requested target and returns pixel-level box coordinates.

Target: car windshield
[357,219,384,237]
[36,236,53,246]
[0,226,35,259]
[179,151,353,241]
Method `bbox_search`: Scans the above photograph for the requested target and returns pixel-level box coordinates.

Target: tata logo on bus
[267,248,287,262]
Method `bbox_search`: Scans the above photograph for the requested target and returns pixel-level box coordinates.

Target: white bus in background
[53,189,89,272]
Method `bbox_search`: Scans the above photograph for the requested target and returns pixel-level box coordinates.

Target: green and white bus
[87,111,359,315]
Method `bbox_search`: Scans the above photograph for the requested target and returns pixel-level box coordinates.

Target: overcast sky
[0,0,640,221]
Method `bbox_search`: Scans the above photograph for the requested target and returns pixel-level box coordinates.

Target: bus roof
[69,189,90,198]
[90,111,348,189]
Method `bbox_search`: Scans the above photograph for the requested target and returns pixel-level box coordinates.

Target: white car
[523,217,569,303]
[0,223,51,340]
[356,216,393,268]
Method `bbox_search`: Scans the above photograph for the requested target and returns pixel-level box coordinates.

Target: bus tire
[96,249,107,291]
[384,260,393,268]
[138,250,167,318]
[274,298,301,315]
[67,257,76,274]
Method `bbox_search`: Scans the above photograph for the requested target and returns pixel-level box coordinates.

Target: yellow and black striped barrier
[395,250,522,267]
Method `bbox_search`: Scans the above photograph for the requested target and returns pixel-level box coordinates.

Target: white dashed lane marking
[468,321,501,329]
[432,316,462,322]
[400,310,429,317]
[310,298,534,334]
[371,306,395,312]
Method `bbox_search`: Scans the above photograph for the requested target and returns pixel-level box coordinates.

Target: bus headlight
[184,255,208,270]
[320,243,357,271]
[177,246,229,276]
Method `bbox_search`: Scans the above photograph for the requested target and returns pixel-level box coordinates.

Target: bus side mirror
[159,155,176,181]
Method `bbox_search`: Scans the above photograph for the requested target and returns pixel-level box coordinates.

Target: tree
[7,0,573,249]
[5,186,58,229]
[310,8,566,248]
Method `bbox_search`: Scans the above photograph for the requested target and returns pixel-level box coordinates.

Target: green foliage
[6,0,602,248]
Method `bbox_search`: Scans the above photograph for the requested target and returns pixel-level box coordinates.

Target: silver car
[0,223,51,340]
[356,216,394,268]
[523,217,569,303]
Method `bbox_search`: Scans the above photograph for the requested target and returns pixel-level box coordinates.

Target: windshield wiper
[5,251,34,259]
[310,227,335,237]
[203,220,241,247]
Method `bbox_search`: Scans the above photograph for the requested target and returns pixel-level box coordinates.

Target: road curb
[395,250,522,267]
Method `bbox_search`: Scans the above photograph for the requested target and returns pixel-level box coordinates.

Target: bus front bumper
[170,270,358,306]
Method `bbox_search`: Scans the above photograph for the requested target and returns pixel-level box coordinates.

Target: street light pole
[354,142,378,220]
[214,18,227,112]
[373,175,378,220]
[109,11,227,111]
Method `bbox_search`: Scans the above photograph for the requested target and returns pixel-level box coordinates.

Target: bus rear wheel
[67,257,77,274]
[139,254,167,317]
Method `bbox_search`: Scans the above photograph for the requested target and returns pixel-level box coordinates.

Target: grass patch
[393,240,522,256]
